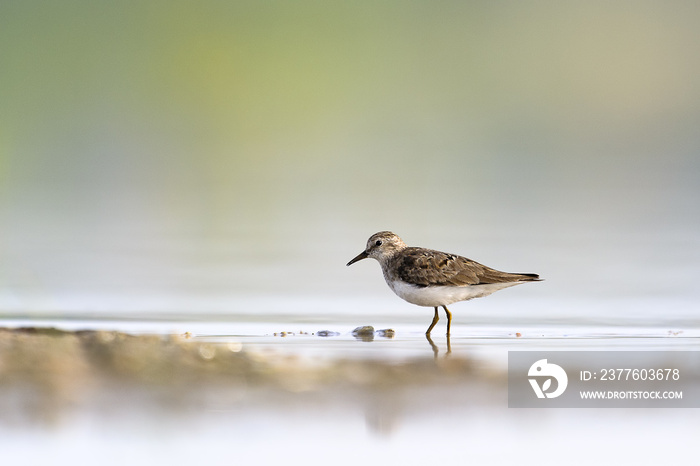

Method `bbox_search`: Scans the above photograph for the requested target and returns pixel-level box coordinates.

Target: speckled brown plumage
[390,247,540,287]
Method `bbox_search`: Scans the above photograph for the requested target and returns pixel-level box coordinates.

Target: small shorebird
[347,231,541,335]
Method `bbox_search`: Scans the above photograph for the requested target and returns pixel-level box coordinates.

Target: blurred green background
[1,1,699,316]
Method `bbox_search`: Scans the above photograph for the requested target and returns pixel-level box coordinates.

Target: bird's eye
[375,240,382,246]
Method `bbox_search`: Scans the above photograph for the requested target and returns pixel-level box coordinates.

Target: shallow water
[2,222,699,466]
[1,312,698,466]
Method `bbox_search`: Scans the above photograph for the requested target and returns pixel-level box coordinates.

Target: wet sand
[0,326,490,425]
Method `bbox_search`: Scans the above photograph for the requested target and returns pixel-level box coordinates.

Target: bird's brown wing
[394,247,539,287]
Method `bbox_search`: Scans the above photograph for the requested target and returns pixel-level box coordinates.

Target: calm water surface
[2,208,699,466]
[1,311,698,466]
[2,212,699,465]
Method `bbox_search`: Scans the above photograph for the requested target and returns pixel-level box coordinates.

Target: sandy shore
[0,327,499,426]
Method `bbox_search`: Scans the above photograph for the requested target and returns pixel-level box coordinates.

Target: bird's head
[346,231,407,266]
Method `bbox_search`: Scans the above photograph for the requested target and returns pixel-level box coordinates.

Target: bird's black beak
[346,251,368,266]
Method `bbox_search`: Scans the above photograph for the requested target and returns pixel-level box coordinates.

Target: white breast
[386,279,523,307]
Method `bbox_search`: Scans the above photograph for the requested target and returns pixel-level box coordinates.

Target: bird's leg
[442,305,452,336]
[426,307,440,335]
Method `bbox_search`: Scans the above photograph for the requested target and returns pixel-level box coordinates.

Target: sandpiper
[347,231,541,335]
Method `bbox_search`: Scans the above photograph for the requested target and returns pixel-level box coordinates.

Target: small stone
[351,326,375,336]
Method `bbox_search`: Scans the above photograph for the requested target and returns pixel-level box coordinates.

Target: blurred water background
[1,1,699,465]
